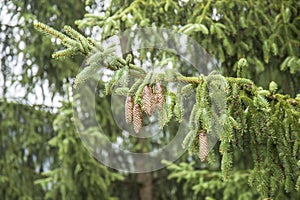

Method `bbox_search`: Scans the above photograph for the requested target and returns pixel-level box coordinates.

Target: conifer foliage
[33,0,300,199]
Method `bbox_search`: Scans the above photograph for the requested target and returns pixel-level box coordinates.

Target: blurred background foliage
[0,0,299,199]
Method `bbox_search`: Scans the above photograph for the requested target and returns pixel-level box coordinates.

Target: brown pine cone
[199,130,209,162]
[125,96,134,124]
[133,103,143,133]
[142,85,155,116]
[155,82,165,111]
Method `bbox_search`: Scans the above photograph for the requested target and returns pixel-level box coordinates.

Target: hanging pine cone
[155,82,165,111]
[142,85,155,116]
[199,130,209,162]
[133,103,143,133]
[125,96,134,124]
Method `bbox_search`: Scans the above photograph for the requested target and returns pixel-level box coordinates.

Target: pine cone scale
[125,96,134,124]
[133,104,143,133]
[199,130,209,162]
[155,82,165,111]
[142,85,155,116]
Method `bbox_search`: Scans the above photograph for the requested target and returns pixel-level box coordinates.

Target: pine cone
[155,82,165,111]
[125,96,134,124]
[142,85,155,116]
[199,130,209,162]
[133,103,143,133]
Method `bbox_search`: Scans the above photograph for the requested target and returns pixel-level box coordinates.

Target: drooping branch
[34,21,300,198]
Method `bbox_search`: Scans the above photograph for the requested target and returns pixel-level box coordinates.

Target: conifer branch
[34,19,300,198]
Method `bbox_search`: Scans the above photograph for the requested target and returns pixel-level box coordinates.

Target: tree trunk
[137,172,153,200]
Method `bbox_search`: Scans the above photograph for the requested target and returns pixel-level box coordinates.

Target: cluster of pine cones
[125,82,165,133]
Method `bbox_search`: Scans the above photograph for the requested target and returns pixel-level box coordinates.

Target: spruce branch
[33,21,67,42]
[35,21,300,193]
